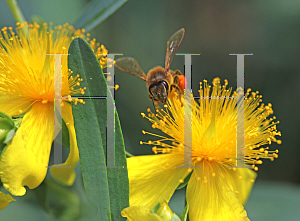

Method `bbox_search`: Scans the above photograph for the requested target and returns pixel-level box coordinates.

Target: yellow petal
[186,163,250,221]
[121,205,164,221]
[127,153,189,209]
[0,97,32,116]
[50,102,79,186]
[0,192,15,210]
[0,102,54,196]
[227,168,257,205]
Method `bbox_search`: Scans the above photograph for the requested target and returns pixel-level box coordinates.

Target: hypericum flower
[0,191,15,210]
[0,22,108,196]
[127,78,281,221]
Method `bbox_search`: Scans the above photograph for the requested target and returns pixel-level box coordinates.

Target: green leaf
[73,0,128,32]
[176,171,193,190]
[179,203,189,221]
[68,37,129,221]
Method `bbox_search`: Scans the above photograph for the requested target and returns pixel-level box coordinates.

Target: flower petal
[0,191,15,210]
[186,163,250,221]
[50,102,79,186]
[127,153,189,209]
[0,102,54,196]
[0,97,32,116]
[121,205,164,221]
[227,168,257,205]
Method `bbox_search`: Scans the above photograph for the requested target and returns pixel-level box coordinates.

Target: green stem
[6,0,26,24]
[125,150,134,157]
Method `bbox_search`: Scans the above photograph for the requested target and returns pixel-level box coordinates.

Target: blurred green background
[0,0,299,220]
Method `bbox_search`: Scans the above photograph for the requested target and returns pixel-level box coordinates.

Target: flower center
[140,78,281,171]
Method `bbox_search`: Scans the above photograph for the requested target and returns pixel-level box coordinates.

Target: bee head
[149,81,169,102]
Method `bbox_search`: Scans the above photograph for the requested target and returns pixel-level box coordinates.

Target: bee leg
[149,94,153,100]
[174,69,183,75]
[149,94,159,112]
[178,90,184,107]
[170,84,176,93]
[152,98,156,112]
[172,70,184,107]
[173,75,179,84]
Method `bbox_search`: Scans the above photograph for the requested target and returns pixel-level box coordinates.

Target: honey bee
[115,28,186,107]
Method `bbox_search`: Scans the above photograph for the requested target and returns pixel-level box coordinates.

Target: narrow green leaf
[73,0,128,32]
[176,171,193,190]
[69,37,129,220]
[180,204,189,221]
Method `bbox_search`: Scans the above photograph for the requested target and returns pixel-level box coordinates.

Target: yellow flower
[127,78,281,221]
[0,22,107,196]
[0,191,15,210]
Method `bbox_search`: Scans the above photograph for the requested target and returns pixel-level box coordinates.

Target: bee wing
[165,28,185,73]
[115,57,147,81]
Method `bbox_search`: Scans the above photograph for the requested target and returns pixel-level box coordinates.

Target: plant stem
[6,0,26,24]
